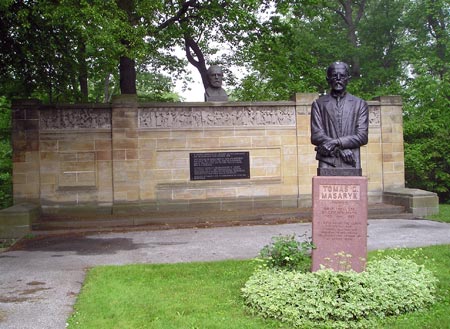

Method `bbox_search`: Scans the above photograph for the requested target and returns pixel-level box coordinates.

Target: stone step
[31,203,413,233]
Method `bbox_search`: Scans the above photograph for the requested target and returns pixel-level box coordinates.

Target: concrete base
[39,196,301,217]
[0,203,40,239]
[383,188,439,218]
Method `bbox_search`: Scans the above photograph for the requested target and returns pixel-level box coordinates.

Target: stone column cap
[372,95,402,105]
[112,94,139,105]
[384,188,437,197]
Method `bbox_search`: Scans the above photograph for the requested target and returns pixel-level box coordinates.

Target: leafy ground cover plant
[242,255,437,329]
[0,238,16,250]
[258,234,314,272]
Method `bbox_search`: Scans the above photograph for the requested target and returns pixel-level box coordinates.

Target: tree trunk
[78,41,89,102]
[103,73,111,103]
[119,55,137,94]
[117,0,137,95]
[333,0,366,78]
[347,24,361,78]
[184,36,209,90]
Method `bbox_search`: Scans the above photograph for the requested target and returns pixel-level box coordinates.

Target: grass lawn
[67,260,289,329]
[427,204,450,223]
[67,245,450,329]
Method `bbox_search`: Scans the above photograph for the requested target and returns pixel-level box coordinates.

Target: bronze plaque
[190,152,250,180]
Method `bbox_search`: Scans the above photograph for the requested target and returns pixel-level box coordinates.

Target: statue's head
[326,62,350,94]
[207,65,224,88]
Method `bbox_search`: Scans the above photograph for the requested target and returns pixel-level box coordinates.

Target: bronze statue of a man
[311,62,368,176]
[204,65,228,102]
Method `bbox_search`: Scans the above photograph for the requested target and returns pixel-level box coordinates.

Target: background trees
[231,0,449,202]
[0,0,448,203]
[232,0,407,100]
[0,0,266,101]
[0,97,12,209]
[401,0,450,202]
[0,0,128,102]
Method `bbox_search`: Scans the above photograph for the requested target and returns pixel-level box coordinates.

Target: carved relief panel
[368,106,381,127]
[138,106,296,129]
[40,108,111,130]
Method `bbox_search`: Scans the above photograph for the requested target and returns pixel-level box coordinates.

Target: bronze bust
[311,62,369,176]
[204,65,228,102]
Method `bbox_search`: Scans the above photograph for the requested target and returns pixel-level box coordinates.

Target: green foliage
[258,234,314,272]
[355,0,407,94]
[232,8,335,101]
[403,76,450,202]
[400,0,450,202]
[0,97,12,209]
[376,245,450,328]
[242,256,437,329]
[136,72,181,102]
[0,0,125,102]
[0,0,264,102]
[233,0,406,101]
[0,238,17,250]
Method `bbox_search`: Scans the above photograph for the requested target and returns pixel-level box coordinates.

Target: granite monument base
[311,176,368,272]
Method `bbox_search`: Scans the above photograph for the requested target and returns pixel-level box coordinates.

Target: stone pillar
[111,95,140,203]
[378,96,405,190]
[293,93,319,208]
[11,99,41,204]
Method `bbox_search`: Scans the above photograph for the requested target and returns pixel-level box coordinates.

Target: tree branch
[184,36,209,89]
[355,0,366,25]
[158,0,198,30]
[330,1,349,26]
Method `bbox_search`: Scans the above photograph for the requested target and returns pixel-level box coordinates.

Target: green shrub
[242,256,437,328]
[0,97,12,209]
[258,234,314,272]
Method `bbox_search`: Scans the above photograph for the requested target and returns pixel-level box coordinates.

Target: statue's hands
[317,139,340,156]
[339,149,356,166]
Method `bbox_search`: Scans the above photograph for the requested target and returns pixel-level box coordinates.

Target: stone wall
[12,94,407,213]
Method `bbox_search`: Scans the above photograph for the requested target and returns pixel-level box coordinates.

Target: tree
[135,0,265,92]
[0,0,126,102]
[232,3,339,101]
[117,0,138,94]
[233,0,407,100]
[355,0,406,97]
[402,0,450,202]
[1,0,265,100]
[0,0,80,101]
[315,0,367,79]
[403,76,450,201]
[136,72,181,102]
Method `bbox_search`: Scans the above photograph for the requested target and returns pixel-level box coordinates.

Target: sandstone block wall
[11,94,405,213]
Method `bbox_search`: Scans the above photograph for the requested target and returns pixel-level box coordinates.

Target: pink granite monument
[310,62,369,272]
[312,176,368,272]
